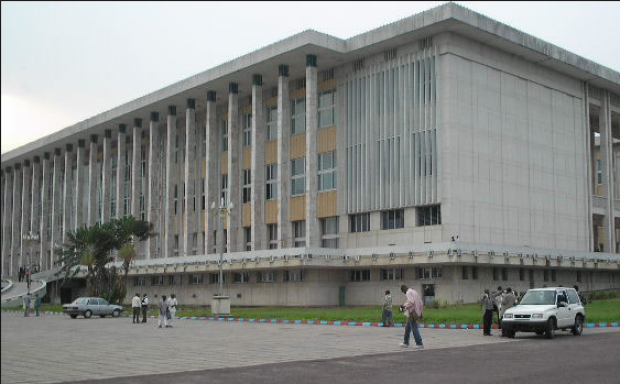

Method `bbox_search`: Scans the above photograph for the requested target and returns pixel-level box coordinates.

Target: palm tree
[108,216,154,283]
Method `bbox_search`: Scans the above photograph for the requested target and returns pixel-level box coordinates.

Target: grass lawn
[6,298,619,324]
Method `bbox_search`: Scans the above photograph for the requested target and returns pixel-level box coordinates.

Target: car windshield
[72,298,88,305]
[519,290,556,305]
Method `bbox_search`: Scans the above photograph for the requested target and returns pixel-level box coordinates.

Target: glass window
[242,169,251,204]
[284,270,304,282]
[597,159,602,185]
[493,268,499,281]
[321,217,339,248]
[266,106,278,142]
[501,268,508,281]
[266,164,278,200]
[291,157,306,196]
[293,221,306,247]
[318,88,336,128]
[349,213,370,233]
[417,205,441,226]
[291,97,306,135]
[234,272,250,283]
[472,266,478,280]
[242,113,252,147]
[210,273,227,284]
[380,268,403,281]
[462,266,469,280]
[220,174,228,203]
[268,224,278,249]
[349,270,371,282]
[318,151,337,191]
[88,299,99,306]
[190,274,204,285]
[244,227,251,251]
[381,209,404,230]
[168,275,182,286]
[221,118,228,152]
[151,276,164,286]
[259,271,275,283]
[567,290,580,304]
[133,276,146,286]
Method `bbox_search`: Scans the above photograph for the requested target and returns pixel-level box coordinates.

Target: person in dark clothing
[481,288,503,336]
[141,294,149,323]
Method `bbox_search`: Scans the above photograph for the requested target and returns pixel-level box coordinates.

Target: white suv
[501,287,585,339]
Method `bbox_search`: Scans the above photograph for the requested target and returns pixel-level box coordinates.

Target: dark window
[462,266,469,280]
[349,270,371,282]
[349,213,370,233]
[417,205,441,226]
[381,209,404,230]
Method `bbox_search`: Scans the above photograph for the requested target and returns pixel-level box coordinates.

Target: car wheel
[112,309,120,318]
[501,329,508,337]
[84,310,92,319]
[535,331,544,336]
[100,315,106,318]
[545,318,556,339]
[70,314,78,319]
[572,316,583,336]
[507,330,516,339]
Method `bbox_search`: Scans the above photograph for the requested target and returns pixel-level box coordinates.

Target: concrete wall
[438,33,589,252]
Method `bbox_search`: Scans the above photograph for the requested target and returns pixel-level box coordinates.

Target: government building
[2,3,619,306]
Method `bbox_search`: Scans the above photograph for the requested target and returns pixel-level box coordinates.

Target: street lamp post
[210,197,233,316]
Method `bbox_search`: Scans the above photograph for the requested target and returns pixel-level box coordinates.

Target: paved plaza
[2,312,619,384]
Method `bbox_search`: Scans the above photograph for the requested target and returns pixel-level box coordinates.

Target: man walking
[167,294,177,327]
[381,290,394,327]
[141,294,149,323]
[158,295,168,329]
[399,285,424,350]
[131,293,141,324]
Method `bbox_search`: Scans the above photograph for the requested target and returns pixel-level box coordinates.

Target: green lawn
[7,298,619,324]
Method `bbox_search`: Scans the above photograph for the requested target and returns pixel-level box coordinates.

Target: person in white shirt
[141,294,149,323]
[158,295,169,328]
[167,294,178,327]
[131,293,141,324]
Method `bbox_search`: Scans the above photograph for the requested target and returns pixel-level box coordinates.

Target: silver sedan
[63,297,124,319]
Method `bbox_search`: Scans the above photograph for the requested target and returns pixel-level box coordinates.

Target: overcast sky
[2,1,619,155]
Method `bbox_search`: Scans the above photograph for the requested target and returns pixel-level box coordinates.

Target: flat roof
[2,2,620,167]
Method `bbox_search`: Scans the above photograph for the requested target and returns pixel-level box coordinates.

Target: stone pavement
[2,311,618,384]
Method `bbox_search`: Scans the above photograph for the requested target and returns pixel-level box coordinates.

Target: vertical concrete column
[184,99,197,256]
[0,171,4,270]
[227,83,240,252]
[62,145,73,242]
[2,167,13,275]
[10,165,22,275]
[305,54,320,247]
[277,65,292,248]
[40,152,51,269]
[164,106,177,258]
[251,75,266,250]
[131,119,142,218]
[147,112,161,259]
[115,124,127,219]
[31,157,41,250]
[600,91,616,253]
[74,140,86,229]
[50,149,62,268]
[101,130,112,223]
[205,92,218,254]
[87,135,99,226]
[20,160,32,268]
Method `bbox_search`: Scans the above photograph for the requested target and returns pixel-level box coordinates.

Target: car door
[555,290,570,327]
[98,298,111,315]
[87,298,100,315]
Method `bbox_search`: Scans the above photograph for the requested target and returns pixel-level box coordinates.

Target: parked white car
[501,287,585,339]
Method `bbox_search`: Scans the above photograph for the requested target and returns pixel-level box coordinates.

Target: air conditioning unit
[389,252,395,261]
[355,254,361,262]
[269,255,275,263]
[408,251,414,260]
[371,253,378,261]
[427,250,434,258]
[325,255,331,262]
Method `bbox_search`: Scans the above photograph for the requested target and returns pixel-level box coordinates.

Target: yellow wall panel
[201,159,206,178]
[201,214,206,232]
[243,203,252,227]
[291,88,306,99]
[290,196,306,221]
[265,141,278,164]
[243,147,252,170]
[317,191,337,218]
[220,152,228,174]
[291,133,306,159]
[318,126,337,153]
[318,79,336,92]
[265,97,277,108]
[265,200,278,224]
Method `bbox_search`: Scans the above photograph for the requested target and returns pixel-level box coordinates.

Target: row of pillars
[0,55,322,276]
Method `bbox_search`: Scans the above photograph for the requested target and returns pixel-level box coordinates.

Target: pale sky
[2,1,619,155]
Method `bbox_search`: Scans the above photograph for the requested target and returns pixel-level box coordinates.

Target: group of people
[17,266,32,288]
[481,286,517,335]
[381,286,425,350]
[22,293,42,317]
[131,293,178,328]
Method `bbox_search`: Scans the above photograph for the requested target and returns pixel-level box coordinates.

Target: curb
[4,310,619,330]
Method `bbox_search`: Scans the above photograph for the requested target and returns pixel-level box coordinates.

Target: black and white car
[501,287,585,339]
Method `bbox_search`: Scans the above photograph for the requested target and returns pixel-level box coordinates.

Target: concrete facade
[2,3,619,305]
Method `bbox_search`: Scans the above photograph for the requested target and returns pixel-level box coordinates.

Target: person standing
[500,288,516,322]
[167,294,177,327]
[381,290,394,327]
[34,296,42,317]
[494,286,503,327]
[25,267,32,290]
[399,285,424,350]
[158,295,168,329]
[141,294,149,323]
[481,289,500,336]
[131,293,141,324]
[23,294,31,317]
[18,266,24,282]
